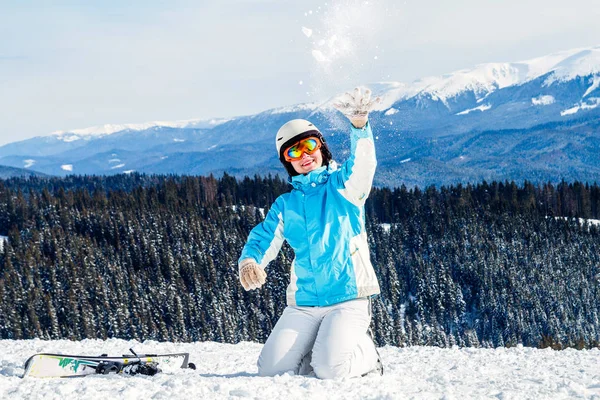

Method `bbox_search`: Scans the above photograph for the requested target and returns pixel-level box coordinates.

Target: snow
[0,235,7,251]
[1,339,599,399]
[425,64,524,104]
[311,49,328,63]
[305,46,600,115]
[560,98,600,116]
[23,159,35,168]
[456,104,492,116]
[173,139,185,143]
[301,0,386,97]
[364,81,426,111]
[400,158,411,164]
[61,164,73,172]
[544,46,600,84]
[531,95,556,106]
[583,75,600,98]
[270,102,319,115]
[532,95,555,106]
[110,164,125,170]
[561,106,580,116]
[60,135,83,142]
[357,46,600,113]
[384,108,398,116]
[554,216,600,227]
[51,118,233,141]
[108,159,121,163]
[518,48,587,80]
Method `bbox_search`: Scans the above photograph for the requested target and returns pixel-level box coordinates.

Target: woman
[238,87,382,379]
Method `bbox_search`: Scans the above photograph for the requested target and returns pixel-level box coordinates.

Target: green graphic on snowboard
[51,356,96,372]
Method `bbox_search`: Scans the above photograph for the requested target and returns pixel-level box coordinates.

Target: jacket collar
[290,161,337,190]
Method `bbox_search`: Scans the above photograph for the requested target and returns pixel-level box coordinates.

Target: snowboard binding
[122,361,161,376]
[95,361,122,375]
[94,359,161,376]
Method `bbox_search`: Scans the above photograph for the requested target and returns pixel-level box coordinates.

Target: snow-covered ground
[1,339,599,399]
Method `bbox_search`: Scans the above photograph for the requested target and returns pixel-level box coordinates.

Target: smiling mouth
[301,160,313,168]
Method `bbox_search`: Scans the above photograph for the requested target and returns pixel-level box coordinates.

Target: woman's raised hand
[333,87,381,129]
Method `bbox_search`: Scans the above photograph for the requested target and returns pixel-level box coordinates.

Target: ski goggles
[283,137,322,162]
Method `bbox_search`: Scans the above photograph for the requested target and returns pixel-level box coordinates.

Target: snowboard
[22,351,193,378]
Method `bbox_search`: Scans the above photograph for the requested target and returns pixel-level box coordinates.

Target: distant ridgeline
[0,173,599,349]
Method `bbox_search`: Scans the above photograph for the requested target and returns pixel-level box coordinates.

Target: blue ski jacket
[239,122,380,307]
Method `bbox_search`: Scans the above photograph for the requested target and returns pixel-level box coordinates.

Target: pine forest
[0,174,599,349]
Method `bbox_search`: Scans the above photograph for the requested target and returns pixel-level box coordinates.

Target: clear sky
[1,0,599,145]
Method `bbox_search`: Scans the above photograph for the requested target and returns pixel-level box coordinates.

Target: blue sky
[1,0,599,145]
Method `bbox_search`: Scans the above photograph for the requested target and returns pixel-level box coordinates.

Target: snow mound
[1,339,599,400]
[561,98,600,116]
[583,75,600,98]
[532,95,556,106]
[456,104,492,115]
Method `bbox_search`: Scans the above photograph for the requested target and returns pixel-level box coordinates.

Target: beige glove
[333,87,381,129]
[239,258,267,290]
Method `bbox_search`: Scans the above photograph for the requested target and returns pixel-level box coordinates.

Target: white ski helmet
[275,119,332,176]
[275,119,321,155]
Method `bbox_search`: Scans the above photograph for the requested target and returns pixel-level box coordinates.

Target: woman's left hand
[239,259,267,290]
[333,87,381,129]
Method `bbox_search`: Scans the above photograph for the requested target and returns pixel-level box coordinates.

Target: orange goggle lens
[283,137,322,162]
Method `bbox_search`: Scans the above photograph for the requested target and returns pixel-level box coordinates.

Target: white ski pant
[257,297,379,379]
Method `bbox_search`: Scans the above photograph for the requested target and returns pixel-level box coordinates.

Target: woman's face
[291,149,323,175]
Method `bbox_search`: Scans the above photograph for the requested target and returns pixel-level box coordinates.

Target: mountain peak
[366,45,600,110]
[544,46,600,82]
[51,118,233,142]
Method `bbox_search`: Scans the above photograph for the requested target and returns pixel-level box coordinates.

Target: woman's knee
[257,351,300,377]
[313,362,350,379]
[257,353,281,376]
[311,353,351,379]
[257,362,282,377]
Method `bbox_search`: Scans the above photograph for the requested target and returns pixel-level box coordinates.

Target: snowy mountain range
[2,45,600,187]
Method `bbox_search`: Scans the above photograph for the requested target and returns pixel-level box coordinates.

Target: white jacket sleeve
[238,197,285,270]
[335,122,377,206]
